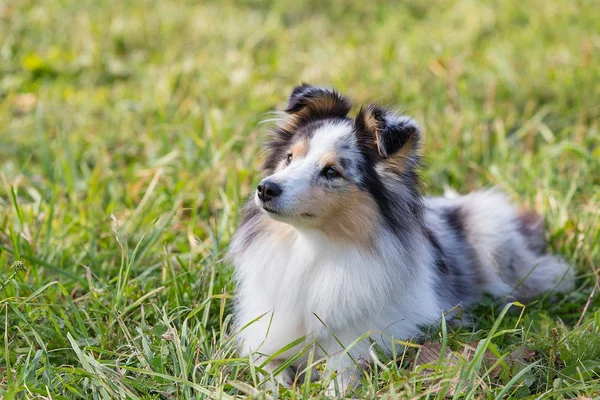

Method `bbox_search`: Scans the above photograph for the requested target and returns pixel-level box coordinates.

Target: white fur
[231,221,444,394]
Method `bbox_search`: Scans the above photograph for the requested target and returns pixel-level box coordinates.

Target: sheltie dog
[229,84,574,395]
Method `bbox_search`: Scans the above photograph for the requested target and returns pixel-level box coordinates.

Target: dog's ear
[355,104,421,171]
[284,83,352,123]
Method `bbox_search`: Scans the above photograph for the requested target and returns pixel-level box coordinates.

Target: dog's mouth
[262,206,315,219]
[262,205,281,215]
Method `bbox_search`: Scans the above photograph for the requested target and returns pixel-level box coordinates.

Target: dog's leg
[324,354,363,398]
[257,357,296,389]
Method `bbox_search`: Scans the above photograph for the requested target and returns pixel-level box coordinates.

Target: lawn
[1,0,599,398]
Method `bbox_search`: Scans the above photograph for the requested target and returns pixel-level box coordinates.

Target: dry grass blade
[575,255,600,328]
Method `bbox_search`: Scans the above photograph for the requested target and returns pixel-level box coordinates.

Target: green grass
[1,0,599,398]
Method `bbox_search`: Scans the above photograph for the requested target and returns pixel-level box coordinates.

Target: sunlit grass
[1,0,599,398]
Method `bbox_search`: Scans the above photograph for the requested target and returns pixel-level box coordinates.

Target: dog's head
[255,84,422,244]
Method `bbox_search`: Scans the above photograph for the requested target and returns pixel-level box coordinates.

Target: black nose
[257,180,282,202]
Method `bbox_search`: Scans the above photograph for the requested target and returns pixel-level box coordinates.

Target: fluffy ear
[284,83,352,123]
[355,104,421,169]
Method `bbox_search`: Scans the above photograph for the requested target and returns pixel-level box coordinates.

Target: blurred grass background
[1,0,599,398]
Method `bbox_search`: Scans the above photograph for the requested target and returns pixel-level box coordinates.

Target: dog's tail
[450,189,575,301]
[508,209,575,300]
[511,254,575,301]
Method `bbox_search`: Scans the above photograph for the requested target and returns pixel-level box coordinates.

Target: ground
[1,0,599,398]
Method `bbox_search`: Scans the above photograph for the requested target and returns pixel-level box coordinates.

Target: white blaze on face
[308,121,354,155]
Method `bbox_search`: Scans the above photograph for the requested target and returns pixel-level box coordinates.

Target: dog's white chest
[238,233,365,320]
[234,231,423,354]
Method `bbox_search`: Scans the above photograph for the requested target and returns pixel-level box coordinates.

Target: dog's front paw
[275,368,295,387]
[324,368,361,398]
[260,361,296,391]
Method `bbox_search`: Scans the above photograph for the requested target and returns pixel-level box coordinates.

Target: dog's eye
[286,153,293,165]
[322,166,340,179]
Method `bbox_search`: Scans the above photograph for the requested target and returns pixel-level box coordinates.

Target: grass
[1,0,599,398]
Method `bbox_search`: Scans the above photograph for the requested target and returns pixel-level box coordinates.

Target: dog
[229,84,574,395]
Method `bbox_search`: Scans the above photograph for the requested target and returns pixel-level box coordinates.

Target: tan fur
[363,108,384,155]
[261,216,295,241]
[282,93,350,132]
[257,183,378,250]
[382,136,417,174]
[291,139,309,159]
[358,105,388,157]
[310,186,379,250]
[273,139,309,172]
[280,114,300,132]
[296,96,344,120]
[319,152,342,170]
[364,113,380,135]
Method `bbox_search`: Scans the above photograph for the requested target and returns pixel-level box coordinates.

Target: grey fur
[424,190,574,307]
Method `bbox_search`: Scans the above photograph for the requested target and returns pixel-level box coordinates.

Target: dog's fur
[229,84,574,395]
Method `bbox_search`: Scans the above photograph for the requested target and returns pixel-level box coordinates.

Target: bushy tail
[513,254,575,301]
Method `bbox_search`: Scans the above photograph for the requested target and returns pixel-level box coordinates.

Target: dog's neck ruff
[231,209,434,294]
[230,208,442,347]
